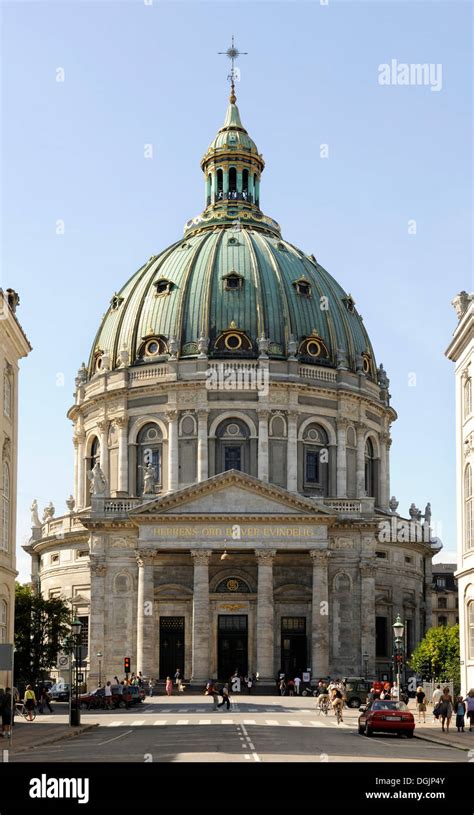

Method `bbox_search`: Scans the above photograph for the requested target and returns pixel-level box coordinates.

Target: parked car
[49,683,71,702]
[78,685,134,710]
[358,700,415,737]
[343,679,373,709]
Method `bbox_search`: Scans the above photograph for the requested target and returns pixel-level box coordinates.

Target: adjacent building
[446,291,474,696]
[25,83,440,686]
[0,288,31,686]
[431,563,458,629]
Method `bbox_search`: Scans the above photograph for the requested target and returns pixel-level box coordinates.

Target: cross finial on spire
[218,35,248,103]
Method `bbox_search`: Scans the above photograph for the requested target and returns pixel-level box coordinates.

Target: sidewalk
[412,716,474,751]
[1,719,98,755]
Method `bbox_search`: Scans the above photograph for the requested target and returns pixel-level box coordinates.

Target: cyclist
[330,687,344,722]
[317,684,330,713]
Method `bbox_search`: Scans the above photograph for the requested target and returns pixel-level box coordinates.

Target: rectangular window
[281,617,306,633]
[376,551,387,559]
[436,577,446,589]
[50,554,59,565]
[77,550,89,559]
[405,556,412,564]
[438,616,447,626]
[224,446,242,471]
[305,451,319,484]
[376,616,387,657]
[438,597,447,609]
[218,615,247,632]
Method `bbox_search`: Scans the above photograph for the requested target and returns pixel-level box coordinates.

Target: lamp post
[70,618,82,727]
[97,652,103,688]
[392,615,405,700]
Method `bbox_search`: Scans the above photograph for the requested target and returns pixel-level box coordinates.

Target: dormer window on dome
[223,271,244,291]
[110,293,124,311]
[214,322,253,355]
[138,336,168,359]
[154,278,174,296]
[362,352,374,376]
[343,294,356,313]
[293,277,311,298]
[298,331,329,362]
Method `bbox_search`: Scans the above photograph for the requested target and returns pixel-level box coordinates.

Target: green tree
[14,583,71,686]
[408,625,460,689]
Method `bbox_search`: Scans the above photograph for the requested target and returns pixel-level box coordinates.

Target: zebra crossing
[101,716,352,729]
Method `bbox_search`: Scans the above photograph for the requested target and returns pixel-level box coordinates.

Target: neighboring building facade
[0,288,31,686]
[431,563,458,629]
[25,86,439,686]
[446,291,474,696]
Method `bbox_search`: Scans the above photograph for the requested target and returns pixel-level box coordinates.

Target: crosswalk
[101,717,352,729]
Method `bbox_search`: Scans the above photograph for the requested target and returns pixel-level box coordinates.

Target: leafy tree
[408,625,460,688]
[14,583,71,686]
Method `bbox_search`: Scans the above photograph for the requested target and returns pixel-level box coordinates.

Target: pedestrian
[279,678,286,696]
[148,678,154,698]
[287,678,295,697]
[0,687,12,738]
[104,681,113,709]
[174,667,182,690]
[438,687,454,733]
[218,683,231,710]
[23,685,37,721]
[39,686,53,714]
[455,696,466,732]
[431,684,443,721]
[205,681,219,710]
[246,676,253,695]
[465,689,474,732]
[165,676,173,696]
[294,676,301,695]
[415,686,426,724]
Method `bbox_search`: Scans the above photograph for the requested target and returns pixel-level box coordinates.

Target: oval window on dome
[145,340,159,356]
[224,333,242,350]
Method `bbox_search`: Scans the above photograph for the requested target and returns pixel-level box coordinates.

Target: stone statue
[287,335,298,359]
[66,495,75,514]
[409,503,422,522]
[30,499,42,528]
[257,334,269,358]
[75,363,88,388]
[355,353,364,373]
[87,463,108,496]
[42,501,55,522]
[377,363,390,389]
[100,353,111,372]
[389,496,399,514]
[139,463,156,495]
[452,291,472,320]
[423,502,432,525]
[336,347,348,370]
[167,336,178,358]
[117,347,130,368]
[197,335,209,358]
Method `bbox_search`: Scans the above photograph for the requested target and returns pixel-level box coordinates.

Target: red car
[358,700,415,737]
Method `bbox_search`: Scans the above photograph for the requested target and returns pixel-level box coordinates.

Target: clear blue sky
[2,1,472,580]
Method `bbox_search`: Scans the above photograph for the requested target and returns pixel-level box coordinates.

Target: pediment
[131,470,332,519]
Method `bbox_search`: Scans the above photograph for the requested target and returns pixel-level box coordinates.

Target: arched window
[468,600,474,659]
[254,173,258,205]
[1,463,9,552]
[3,368,11,418]
[242,169,249,199]
[216,419,250,475]
[465,464,473,551]
[228,167,237,194]
[464,378,472,418]
[364,438,375,497]
[216,169,223,199]
[90,437,100,470]
[0,600,7,643]
[302,424,329,495]
[137,423,163,495]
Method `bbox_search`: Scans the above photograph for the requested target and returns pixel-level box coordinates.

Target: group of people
[204,680,231,710]
[428,685,474,733]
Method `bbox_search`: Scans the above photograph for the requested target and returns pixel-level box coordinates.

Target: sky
[1,0,472,581]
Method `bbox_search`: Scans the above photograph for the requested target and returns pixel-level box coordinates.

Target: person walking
[205,681,219,710]
[431,685,443,721]
[246,676,253,695]
[24,685,37,721]
[287,678,295,697]
[294,676,301,696]
[104,681,113,709]
[465,689,474,732]
[218,683,231,711]
[1,688,12,738]
[438,687,454,733]
[455,696,466,732]
[279,678,286,696]
[165,676,173,697]
[174,668,182,692]
[415,686,427,724]
[39,686,53,714]
[148,678,154,698]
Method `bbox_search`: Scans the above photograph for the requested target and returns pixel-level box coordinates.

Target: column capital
[257,408,270,420]
[166,409,178,422]
[287,410,298,421]
[309,548,331,565]
[136,551,155,567]
[336,417,349,431]
[355,421,367,437]
[114,415,129,428]
[359,559,377,578]
[197,408,209,421]
[90,560,107,577]
[255,548,276,565]
[190,549,212,565]
[73,430,86,446]
[97,419,109,433]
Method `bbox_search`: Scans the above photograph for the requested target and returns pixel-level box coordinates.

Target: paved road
[10,697,463,763]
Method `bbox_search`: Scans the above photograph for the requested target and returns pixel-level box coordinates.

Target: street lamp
[97,652,103,687]
[70,618,82,727]
[392,615,405,700]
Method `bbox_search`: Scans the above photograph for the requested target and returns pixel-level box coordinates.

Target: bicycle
[333,701,343,725]
[15,702,37,721]
[317,696,330,715]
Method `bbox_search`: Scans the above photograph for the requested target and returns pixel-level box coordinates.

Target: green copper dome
[87,91,377,380]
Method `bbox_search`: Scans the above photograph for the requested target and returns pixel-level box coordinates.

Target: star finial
[218,35,248,103]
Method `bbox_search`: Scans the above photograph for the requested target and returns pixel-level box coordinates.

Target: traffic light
[124,657,131,674]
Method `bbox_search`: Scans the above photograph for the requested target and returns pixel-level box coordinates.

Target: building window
[49,590,61,599]
[50,554,59,565]
[223,272,243,291]
[405,556,413,564]
[281,617,306,633]
[364,438,375,497]
[376,616,388,657]
[224,446,241,471]
[305,450,319,484]
[137,423,162,495]
[77,550,89,559]
[436,577,446,589]
[1,463,9,552]
[438,616,448,627]
[438,597,447,609]
[3,368,11,418]
[464,378,472,418]
[293,278,311,297]
[153,279,173,297]
[217,420,249,476]
[376,551,387,559]
[0,600,7,643]
[303,424,329,493]
[465,464,473,551]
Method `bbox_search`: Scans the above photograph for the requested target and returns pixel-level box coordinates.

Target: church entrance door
[281,617,307,677]
[159,617,185,679]
[217,615,248,680]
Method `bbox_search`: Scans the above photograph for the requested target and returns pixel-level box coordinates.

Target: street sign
[57,653,71,671]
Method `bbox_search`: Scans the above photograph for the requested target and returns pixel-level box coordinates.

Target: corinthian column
[359,559,376,676]
[75,430,86,509]
[286,411,298,492]
[355,422,366,498]
[255,549,276,682]
[89,559,107,682]
[197,410,209,483]
[336,418,348,498]
[167,410,179,492]
[379,432,389,508]
[191,550,212,682]
[310,549,330,679]
[136,552,155,676]
[97,420,109,485]
[257,409,269,482]
[116,415,129,494]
